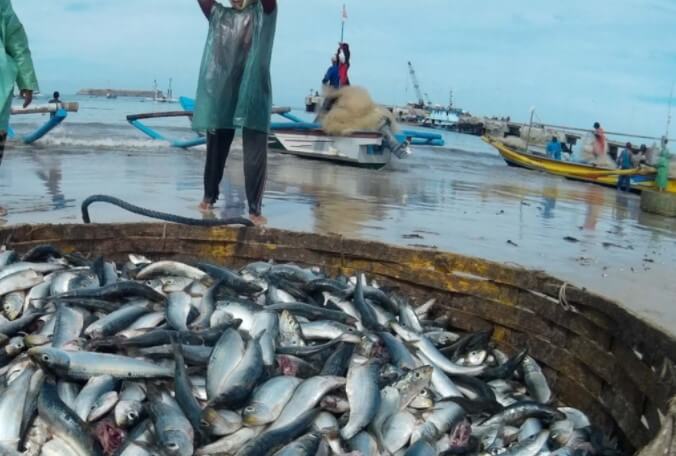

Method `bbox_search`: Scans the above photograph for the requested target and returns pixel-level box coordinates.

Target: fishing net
[575,133,615,167]
[518,126,566,145]
[320,86,399,136]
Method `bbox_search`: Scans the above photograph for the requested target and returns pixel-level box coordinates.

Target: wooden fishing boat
[127,97,444,163]
[483,136,676,194]
[0,222,673,453]
[273,127,394,168]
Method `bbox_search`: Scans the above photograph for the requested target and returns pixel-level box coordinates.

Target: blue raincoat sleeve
[192,2,277,134]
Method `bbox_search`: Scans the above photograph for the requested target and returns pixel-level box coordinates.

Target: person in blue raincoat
[616,142,634,192]
[322,55,340,89]
[0,0,38,217]
[546,137,562,161]
[194,0,277,225]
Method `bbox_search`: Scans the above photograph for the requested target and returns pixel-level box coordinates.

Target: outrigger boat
[7,102,79,145]
[483,136,676,194]
[127,97,445,168]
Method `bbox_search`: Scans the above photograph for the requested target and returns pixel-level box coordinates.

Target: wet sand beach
[1,125,674,334]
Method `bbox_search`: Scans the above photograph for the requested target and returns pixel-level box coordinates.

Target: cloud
[637,94,675,106]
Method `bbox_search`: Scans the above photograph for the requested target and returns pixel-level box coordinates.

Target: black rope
[81,195,254,227]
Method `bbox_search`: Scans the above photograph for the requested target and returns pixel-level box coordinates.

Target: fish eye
[166,442,179,451]
[245,406,255,413]
[415,372,422,378]
[42,355,50,362]
[129,412,138,420]
[200,420,210,428]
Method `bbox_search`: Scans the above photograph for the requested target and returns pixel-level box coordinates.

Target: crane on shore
[407,61,428,109]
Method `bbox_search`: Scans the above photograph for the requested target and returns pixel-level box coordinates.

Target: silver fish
[268,376,346,431]
[300,320,361,343]
[52,305,84,349]
[391,365,433,408]
[37,381,102,456]
[503,430,550,456]
[73,375,117,421]
[86,391,119,422]
[0,367,34,449]
[0,262,62,281]
[341,355,381,440]
[29,347,174,379]
[522,356,552,404]
[278,310,305,347]
[85,302,151,338]
[196,427,261,456]
[0,270,43,296]
[25,281,51,312]
[251,310,278,367]
[242,376,302,426]
[206,328,245,401]
[166,292,194,331]
[201,409,242,437]
[382,411,417,454]
[209,334,263,408]
[2,291,25,321]
[147,389,194,456]
[137,261,207,281]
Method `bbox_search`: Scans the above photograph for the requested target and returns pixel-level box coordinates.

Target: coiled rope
[81,195,254,227]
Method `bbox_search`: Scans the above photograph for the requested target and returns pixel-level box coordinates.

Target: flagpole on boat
[666,82,674,139]
[341,4,347,42]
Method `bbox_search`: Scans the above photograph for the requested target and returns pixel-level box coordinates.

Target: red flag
[342,4,348,21]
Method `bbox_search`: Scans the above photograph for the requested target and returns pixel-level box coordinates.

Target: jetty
[77,88,164,98]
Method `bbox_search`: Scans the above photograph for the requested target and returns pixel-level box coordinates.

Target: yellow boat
[483,136,676,194]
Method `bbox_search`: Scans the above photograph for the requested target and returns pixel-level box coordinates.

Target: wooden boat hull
[0,222,672,452]
[273,128,392,168]
[484,136,676,193]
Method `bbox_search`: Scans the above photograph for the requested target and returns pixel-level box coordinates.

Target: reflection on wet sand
[32,154,73,210]
[583,186,605,231]
[271,158,395,237]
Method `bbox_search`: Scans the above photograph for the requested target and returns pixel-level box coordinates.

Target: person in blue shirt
[546,137,562,160]
[322,55,340,89]
[616,142,634,192]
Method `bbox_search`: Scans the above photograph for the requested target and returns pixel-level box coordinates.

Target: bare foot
[249,214,268,226]
[198,201,213,212]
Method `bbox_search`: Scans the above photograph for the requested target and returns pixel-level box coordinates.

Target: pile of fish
[0,245,620,456]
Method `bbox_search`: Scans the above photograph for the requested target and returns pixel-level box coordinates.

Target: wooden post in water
[524,107,535,153]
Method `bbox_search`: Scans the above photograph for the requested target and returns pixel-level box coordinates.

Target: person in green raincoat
[0,0,38,217]
[656,137,671,192]
[194,0,277,225]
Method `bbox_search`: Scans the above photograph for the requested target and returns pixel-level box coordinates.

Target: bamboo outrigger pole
[11,102,79,116]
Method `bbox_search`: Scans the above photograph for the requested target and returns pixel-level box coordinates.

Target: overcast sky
[11,0,676,137]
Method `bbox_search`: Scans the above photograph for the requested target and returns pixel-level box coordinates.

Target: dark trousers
[0,131,6,167]
[204,128,268,216]
[617,175,631,192]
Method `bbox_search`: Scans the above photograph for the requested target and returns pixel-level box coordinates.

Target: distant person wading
[193,0,278,226]
[0,0,38,217]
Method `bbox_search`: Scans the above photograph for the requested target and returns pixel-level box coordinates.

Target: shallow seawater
[1,97,675,334]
